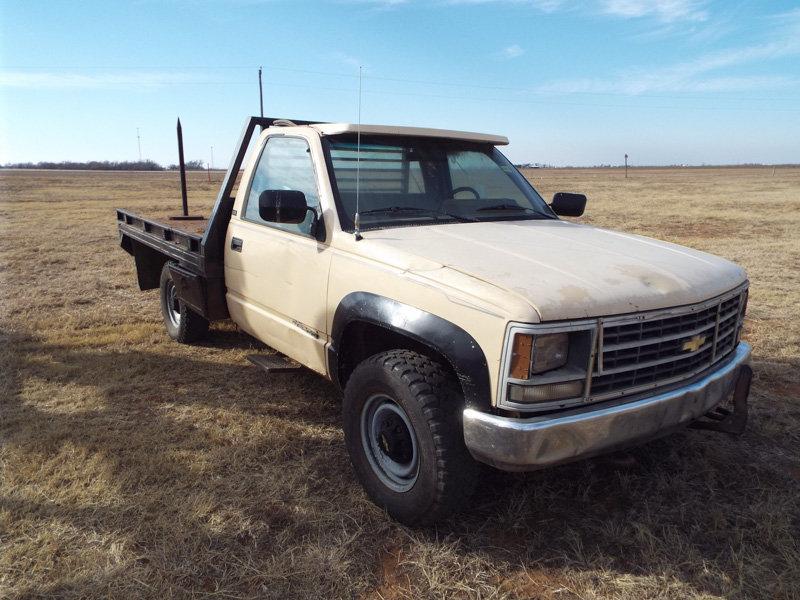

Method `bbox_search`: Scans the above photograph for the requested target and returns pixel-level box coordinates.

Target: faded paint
[221,123,748,407]
[352,220,746,320]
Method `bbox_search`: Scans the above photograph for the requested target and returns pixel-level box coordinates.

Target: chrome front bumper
[463,342,752,471]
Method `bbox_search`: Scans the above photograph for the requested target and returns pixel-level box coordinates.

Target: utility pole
[258,66,264,118]
[624,153,628,179]
[137,127,142,161]
[209,145,215,183]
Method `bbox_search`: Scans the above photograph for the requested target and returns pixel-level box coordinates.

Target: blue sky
[1,0,798,166]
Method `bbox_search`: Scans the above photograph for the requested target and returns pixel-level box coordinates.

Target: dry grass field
[1,166,799,599]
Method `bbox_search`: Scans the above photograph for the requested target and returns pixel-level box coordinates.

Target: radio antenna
[258,66,264,118]
[354,65,363,241]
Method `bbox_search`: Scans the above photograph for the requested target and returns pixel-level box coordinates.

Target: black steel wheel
[159,262,209,343]
[342,350,478,525]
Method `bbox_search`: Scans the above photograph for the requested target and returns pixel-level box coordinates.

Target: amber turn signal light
[509,334,534,379]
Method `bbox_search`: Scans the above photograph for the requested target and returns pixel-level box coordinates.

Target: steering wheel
[450,186,481,199]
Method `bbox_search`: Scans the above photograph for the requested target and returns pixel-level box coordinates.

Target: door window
[244,137,321,236]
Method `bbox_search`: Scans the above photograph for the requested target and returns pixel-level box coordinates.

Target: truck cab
[118,117,752,525]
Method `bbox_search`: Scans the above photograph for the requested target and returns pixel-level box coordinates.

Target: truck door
[224,134,332,374]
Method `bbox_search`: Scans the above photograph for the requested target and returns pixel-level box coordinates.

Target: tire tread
[347,349,477,524]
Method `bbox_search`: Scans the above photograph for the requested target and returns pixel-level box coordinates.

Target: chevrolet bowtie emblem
[682,335,706,352]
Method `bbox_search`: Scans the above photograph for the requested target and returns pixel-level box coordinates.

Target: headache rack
[589,284,748,400]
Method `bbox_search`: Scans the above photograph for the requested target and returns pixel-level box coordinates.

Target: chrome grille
[590,286,747,399]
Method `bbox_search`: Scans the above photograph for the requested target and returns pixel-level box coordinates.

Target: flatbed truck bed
[117,117,319,321]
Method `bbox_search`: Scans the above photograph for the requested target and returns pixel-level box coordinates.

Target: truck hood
[359,220,747,321]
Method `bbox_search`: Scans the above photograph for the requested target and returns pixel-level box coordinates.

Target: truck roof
[276,122,509,145]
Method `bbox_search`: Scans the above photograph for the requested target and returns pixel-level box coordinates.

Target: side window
[244,137,321,235]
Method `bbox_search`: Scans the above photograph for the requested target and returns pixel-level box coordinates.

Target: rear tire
[159,262,209,343]
[342,350,478,525]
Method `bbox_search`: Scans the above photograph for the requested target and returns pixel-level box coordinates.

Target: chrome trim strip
[584,325,599,401]
[599,340,713,375]
[465,342,751,471]
[603,319,717,352]
[495,282,748,413]
[596,319,604,374]
[496,319,598,412]
[599,282,748,325]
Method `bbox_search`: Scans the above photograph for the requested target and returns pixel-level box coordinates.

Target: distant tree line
[167,160,206,171]
[1,159,208,171]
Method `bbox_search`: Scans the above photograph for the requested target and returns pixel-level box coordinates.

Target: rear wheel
[159,262,209,343]
[342,350,478,525]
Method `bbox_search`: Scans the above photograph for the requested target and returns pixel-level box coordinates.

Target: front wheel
[342,350,478,525]
[159,262,209,343]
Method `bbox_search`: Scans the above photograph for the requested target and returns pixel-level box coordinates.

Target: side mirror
[258,190,309,224]
[550,192,587,217]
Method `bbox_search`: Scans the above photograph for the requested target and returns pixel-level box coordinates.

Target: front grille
[590,286,747,398]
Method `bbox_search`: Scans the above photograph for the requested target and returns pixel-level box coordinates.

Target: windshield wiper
[437,211,477,222]
[358,206,477,222]
[358,206,433,216]
[476,203,536,212]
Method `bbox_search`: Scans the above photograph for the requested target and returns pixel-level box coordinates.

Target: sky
[1,0,798,167]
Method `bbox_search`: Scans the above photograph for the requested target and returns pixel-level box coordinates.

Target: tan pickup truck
[117,116,752,525]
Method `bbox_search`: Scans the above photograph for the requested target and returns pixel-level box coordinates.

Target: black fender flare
[328,292,491,410]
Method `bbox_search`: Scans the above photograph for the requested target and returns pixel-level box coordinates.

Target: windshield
[325,135,555,231]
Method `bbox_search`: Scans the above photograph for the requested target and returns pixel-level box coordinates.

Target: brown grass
[1,167,799,599]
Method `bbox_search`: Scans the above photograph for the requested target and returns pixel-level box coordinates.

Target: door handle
[231,237,243,252]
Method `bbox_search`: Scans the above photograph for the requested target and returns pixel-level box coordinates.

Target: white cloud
[407,0,709,21]
[537,41,800,95]
[600,0,708,22]
[534,7,800,94]
[330,52,366,70]
[503,44,525,59]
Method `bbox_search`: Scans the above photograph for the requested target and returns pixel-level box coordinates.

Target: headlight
[502,324,597,409]
[509,332,569,379]
[508,380,584,403]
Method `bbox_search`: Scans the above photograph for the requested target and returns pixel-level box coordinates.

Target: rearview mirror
[550,192,586,217]
[258,190,309,224]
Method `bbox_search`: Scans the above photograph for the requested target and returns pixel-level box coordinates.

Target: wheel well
[337,320,462,395]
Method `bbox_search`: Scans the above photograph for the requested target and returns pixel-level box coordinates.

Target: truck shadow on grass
[2,329,797,598]
[1,329,356,597]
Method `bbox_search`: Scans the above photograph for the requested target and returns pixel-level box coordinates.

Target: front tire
[342,350,478,525]
[159,262,209,343]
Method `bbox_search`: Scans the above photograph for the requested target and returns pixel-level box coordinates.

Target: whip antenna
[354,65,363,241]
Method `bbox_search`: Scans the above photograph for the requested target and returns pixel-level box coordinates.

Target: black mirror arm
[307,206,325,241]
